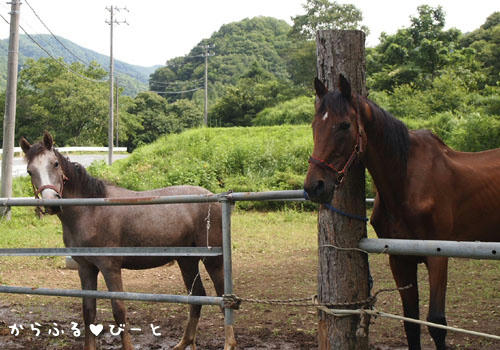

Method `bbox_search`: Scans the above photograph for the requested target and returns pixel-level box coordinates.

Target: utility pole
[1,0,21,220]
[202,44,214,127]
[115,77,119,147]
[105,5,128,164]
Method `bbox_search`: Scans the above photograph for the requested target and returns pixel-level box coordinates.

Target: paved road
[7,153,130,178]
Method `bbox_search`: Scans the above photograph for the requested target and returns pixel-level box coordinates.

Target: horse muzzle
[34,185,62,215]
[303,177,335,204]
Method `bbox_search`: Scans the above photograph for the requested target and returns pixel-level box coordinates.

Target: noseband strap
[32,173,69,199]
[308,134,362,185]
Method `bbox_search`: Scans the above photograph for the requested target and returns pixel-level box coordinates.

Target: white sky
[0,0,497,67]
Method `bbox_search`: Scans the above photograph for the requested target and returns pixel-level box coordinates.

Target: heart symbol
[89,324,103,336]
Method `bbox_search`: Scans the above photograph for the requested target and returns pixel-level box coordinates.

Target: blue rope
[303,191,369,222]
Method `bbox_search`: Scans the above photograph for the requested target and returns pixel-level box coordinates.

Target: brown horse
[20,132,236,350]
[304,75,500,350]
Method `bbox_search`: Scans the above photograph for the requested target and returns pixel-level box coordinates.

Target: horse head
[20,131,67,214]
[304,74,366,203]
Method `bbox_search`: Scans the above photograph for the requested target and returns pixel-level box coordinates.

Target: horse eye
[54,161,59,168]
[339,122,351,130]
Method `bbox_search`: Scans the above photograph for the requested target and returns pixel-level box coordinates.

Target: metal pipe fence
[0,189,498,345]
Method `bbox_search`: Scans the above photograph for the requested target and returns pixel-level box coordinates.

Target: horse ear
[338,74,352,101]
[19,137,31,154]
[43,131,53,150]
[314,77,328,99]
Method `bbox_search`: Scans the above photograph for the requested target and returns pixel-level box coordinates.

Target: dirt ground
[0,254,498,350]
[0,210,498,350]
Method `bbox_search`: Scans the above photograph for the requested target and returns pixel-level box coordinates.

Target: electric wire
[0,13,106,84]
[24,0,89,65]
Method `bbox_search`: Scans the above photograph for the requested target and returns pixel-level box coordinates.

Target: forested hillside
[2,1,498,156]
[0,34,156,95]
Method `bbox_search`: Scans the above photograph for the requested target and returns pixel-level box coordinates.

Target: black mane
[363,96,410,169]
[55,150,107,198]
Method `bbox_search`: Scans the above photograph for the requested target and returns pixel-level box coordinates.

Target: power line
[24,0,89,65]
[0,13,106,84]
[149,78,204,86]
[151,87,203,95]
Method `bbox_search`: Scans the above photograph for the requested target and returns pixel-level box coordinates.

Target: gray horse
[20,131,236,350]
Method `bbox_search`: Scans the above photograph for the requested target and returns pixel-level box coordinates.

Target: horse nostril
[315,180,325,194]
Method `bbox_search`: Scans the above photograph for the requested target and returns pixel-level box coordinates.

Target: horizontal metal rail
[2,146,128,155]
[0,286,223,306]
[0,247,222,257]
[359,238,500,260]
[0,190,375,207]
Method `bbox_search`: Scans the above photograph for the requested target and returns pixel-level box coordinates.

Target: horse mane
[361,96,411,172]
[25,142,107,198]
[55,150,107,198]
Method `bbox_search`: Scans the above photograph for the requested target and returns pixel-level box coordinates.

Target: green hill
[149,17,295,99]
[0,34,159,95]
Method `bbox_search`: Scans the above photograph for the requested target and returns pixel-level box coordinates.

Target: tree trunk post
[316,30,370,350]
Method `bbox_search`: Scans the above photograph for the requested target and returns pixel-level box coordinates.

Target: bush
[89,126,315,210]
[253,95,314,126]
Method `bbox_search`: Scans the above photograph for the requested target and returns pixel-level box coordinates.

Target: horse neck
[359,99,410,209]
[56,152,106,200]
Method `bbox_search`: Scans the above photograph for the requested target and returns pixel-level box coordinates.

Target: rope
[222,285,410,310]
[317,307,500,341]
[223,284,500,341]
[302,191,368,222]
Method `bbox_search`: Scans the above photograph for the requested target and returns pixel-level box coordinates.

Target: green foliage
[152,17,294,106]
[460,12,500,86]
[253,95,314,126]
[0,35,153,96]
[210,63,298,126]
[122,93,202,150]
[7,58,109,146]
[290,0,368,40]
[89,126,313,209]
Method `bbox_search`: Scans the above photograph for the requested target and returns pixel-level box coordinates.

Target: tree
[290,0,368,40]
[286,1,368,90]
[8,58,109,146]
[367,5,464,91]
[460,12,500,86]
[210,62,295,126]
[123,92,202,150]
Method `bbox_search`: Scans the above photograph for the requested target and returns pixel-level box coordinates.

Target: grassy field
[0,207,498,349]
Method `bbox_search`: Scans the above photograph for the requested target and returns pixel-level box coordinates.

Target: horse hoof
[173,341,195,350]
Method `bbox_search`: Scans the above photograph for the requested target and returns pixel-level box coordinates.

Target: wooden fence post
[316,30,370,350]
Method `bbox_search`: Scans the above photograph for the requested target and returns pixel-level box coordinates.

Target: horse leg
[174,257,207,350]
[204,256,237,350]
[389,255,421,350]
[425,257,448,350]
[101,268,133,350]
[78,263,99,350]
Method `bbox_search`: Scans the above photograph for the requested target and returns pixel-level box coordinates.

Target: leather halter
[32,172,69,199]
[308,131,363,186]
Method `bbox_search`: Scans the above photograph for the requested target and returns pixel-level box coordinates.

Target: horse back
[403,130,500,242]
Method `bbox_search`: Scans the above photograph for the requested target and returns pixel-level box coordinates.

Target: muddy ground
[0,255,498,350]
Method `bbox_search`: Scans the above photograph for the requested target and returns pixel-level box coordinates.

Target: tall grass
[90,126,315,209]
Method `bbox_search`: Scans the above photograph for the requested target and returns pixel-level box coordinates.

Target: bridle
[31,168,69,216]
[31,172,69,199]
[308,99,364,186]
[308,133,362,186]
